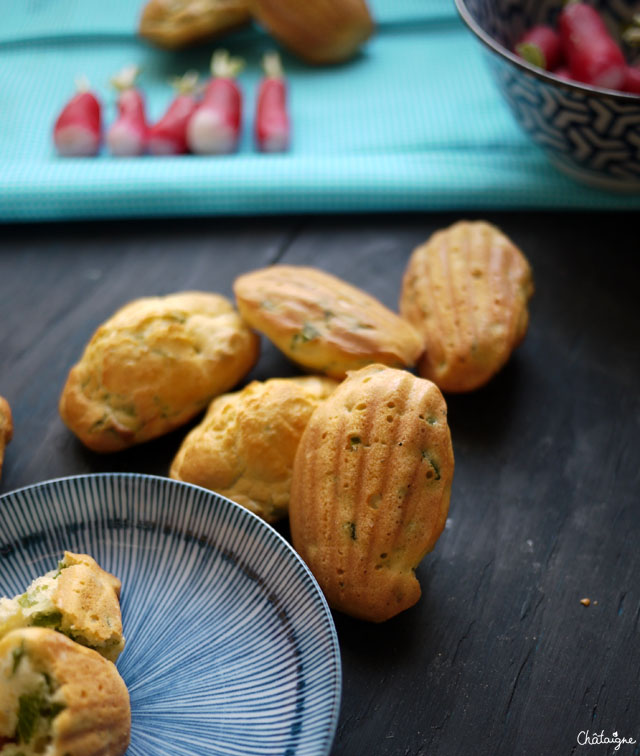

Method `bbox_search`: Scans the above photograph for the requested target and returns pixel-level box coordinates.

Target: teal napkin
[1,0,639,221]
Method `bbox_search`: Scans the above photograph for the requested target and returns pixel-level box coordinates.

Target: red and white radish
[148,71,200,155]
[515,26,563,71]
[553,66,572,81]
[623,65,640,94]
[187,50,244,155]
[558,3,626,90]
[107,65,148,157]
[53,77,102,157]
[255,52,290,153]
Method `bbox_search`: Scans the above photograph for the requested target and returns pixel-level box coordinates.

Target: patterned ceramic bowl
[454,0,640,191]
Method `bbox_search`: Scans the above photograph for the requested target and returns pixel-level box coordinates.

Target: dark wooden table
[1,212,638,756]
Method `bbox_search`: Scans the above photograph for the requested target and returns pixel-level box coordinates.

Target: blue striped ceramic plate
[0,473,341,756]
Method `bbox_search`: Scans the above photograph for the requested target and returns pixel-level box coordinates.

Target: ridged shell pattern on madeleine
[59,291,259,452]
[400,221,534,393]
[0,627,130,756]
[290,364,454,623]
[250,0,374,64]
[170,375,338,522]
[233,265,423,380]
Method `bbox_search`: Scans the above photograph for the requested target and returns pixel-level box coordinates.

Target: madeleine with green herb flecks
[170,375,338,522]
[233,265,423,380]
[59,291,259,452]
[289,364,454,623]
[0,552,124,662]
[0,627,130,756]
[400,221,534,393]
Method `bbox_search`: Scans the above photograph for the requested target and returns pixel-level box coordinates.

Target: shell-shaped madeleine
[251,0,374,64]
[290,364,454,622]
[170,375,337,522]
[233,265,423,380]
[0,551,125,662]
[400,221,534,393]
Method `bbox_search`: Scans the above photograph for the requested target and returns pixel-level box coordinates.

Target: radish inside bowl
[455,0,640,99]
[454,0,640,191]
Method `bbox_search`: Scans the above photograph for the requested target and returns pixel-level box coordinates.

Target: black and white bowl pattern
[455,0,640,191]
[0,474,342,756]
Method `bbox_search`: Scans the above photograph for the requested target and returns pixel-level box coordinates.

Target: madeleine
[290,364,454,622]
[400,221,534,392]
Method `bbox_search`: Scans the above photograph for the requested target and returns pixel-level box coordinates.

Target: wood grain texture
[0,212,638,756]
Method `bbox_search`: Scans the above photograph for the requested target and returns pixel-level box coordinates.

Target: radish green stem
[210,50,244,79]
[110,64,140,92]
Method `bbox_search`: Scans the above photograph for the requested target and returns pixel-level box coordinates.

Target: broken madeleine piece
[250,0,374,64]
[170,375,337,522]
[139,0,250,49]
[234,265,422,380]
[0,627,130,756]
[400,221,534,393]
[290,364,454,622]
[0,552,125,662]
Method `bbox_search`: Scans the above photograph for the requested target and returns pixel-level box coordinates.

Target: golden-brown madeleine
[170,375,337,522]
[400,221,534,393]
[250,0,374,64]
[290,364,454,623]
[0,628,130,756]
[0,396,12,480]
[233,265,422,380]
[139,0,250,49]
[0,552,125,662]
[59,291,259,453]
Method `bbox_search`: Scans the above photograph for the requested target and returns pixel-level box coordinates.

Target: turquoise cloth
[1,0,639,221]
